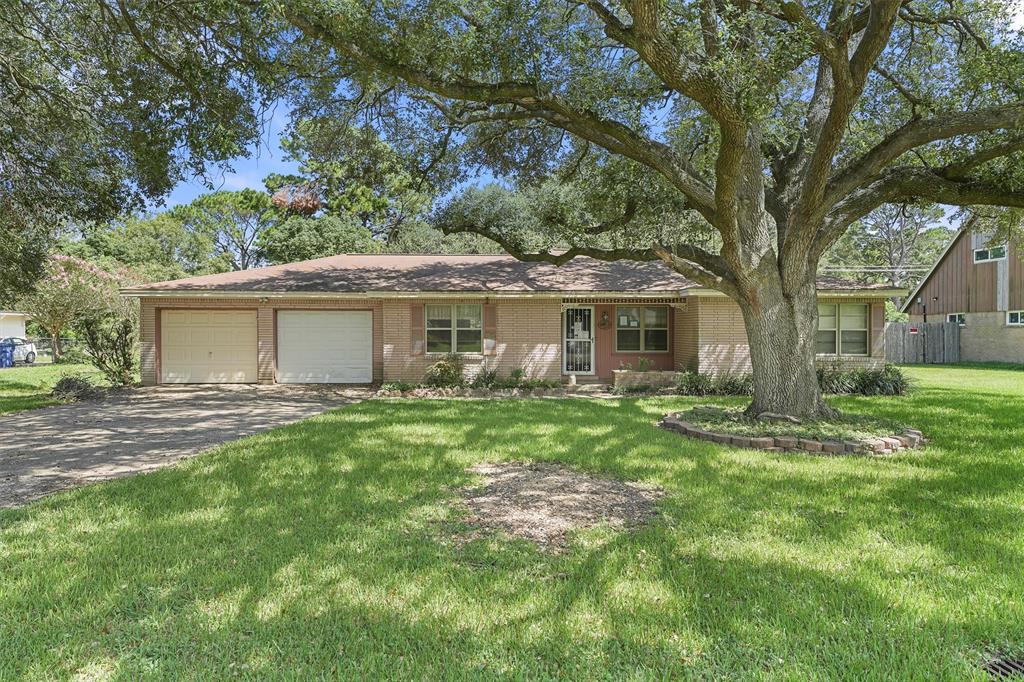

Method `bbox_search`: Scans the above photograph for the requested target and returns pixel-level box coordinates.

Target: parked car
[0,337,37,364]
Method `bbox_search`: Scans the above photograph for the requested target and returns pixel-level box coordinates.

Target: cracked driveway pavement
[0,385,368,509]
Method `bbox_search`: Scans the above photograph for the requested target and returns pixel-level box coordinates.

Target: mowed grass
[1,366,1023,679]
[0,364,101,414]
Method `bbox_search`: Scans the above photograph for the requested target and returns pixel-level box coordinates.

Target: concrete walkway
[0,385,367,509]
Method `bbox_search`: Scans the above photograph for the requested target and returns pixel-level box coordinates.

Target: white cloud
[1014,0,1024,28]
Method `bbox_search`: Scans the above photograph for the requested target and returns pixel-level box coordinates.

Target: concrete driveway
[0,385,368,509]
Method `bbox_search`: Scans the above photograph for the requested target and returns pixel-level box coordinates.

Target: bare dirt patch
[459,462,664,551]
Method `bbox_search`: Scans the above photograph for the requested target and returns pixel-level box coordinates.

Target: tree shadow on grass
[1,395,1021,678]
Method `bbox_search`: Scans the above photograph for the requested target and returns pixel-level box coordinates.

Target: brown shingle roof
[125,253,897,295]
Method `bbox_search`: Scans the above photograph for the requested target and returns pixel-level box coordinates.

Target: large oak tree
[53,0,1024,417]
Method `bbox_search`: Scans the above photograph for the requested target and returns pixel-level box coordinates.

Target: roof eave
[686,287,905,298]
[119,288,693,299]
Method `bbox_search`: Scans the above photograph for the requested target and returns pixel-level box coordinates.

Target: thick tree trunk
[736,274,838,421]
[51,331,62,363]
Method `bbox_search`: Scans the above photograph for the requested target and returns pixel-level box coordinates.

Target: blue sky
[161,2,1024,210]
[160,105,300,209]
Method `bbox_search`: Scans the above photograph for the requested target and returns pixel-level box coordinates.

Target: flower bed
[659,406,926,455]
[377,385,573,399]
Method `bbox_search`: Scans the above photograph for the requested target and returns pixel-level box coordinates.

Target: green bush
[469,369,498,388]
[677,365,911,397]
[636,356,654,372]
[423,353,465,387]
[56,346,90,365]
[675,370,714,396]
[817,364,910,396]
[675,371,750,396]
[380,381,416,392]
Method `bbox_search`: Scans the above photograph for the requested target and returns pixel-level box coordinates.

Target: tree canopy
[9,0,1024,416]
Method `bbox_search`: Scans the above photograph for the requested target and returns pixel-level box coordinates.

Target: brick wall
[692,296,886,375]
[960,311,1024,363]
[673,299,699,371]
[381,298,562,382]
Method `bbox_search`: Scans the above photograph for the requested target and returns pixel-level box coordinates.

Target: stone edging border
[659,413,927,455]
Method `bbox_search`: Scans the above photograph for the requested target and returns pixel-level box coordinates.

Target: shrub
[715,373,754,395]
[469,369,498,388]
[509,367,526,382]
[678,365,910,398]
[676,370,714,396]
[817,364,910,396]
[636,356,654,372]
[424,353,465,387]
[51,373,103,402]
[80,313,138,386]
[380,381,416,392]
[56,345,90,365]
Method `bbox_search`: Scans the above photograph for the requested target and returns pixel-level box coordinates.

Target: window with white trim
[1008,311,1024,326]
[973,245,1007,263]
[947,313,966,327]
[816,303,869,356]
[615,305,669,352]
[425,304,482,353]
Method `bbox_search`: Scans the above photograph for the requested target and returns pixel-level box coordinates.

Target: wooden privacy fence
[885,322,960,364]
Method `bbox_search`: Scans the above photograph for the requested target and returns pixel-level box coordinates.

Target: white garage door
[161,310,258,384]
[276,311,373,384]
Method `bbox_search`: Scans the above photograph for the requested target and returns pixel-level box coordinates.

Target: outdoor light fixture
[599,311,611,328]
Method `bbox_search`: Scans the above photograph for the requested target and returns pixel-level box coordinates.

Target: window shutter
[483,303,497,356]
[870,301,884,357]
[410,304,425,356]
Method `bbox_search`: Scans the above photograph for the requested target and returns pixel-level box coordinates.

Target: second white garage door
[276,311,373,383]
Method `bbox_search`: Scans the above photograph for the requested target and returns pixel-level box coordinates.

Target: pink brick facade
[683,296,887,375]
[139,293,888,386]
[141,296,562,386]
[380,298,562,383]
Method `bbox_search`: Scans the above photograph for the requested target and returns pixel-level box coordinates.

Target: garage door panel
[161,310,257,384]
[276,311,373,384]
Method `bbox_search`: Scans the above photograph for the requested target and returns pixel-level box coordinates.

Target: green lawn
[0,364,101,414]
[1,366,1022,679]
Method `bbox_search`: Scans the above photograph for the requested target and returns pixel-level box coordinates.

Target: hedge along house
[902,229,1024,363]
[122,254,900,386]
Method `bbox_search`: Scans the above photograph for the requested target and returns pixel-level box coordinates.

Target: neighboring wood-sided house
[902,230,1024,363]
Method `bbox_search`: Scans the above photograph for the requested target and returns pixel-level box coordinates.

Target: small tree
[17,255,114,362]
[80,296,139,386]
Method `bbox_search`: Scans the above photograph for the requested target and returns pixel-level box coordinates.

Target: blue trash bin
[0,342,12,369]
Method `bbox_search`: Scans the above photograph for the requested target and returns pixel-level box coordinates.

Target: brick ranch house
[122,254,900,386]
[902,229,1024,363]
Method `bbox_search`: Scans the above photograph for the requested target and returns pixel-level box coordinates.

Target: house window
[973,245,1007,263]
[615,305,669,352]
[816,303,869,356]
[1008,311,1024,326]
[947,313,966,327]
[425,304,482,353]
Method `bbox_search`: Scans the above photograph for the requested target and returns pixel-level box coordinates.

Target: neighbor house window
[947,313,966,327]
[615,305,669,352]
[973,245,1007,263]
[1008,311,1024,326]
[426,304,482,353]
[816,303,868,355]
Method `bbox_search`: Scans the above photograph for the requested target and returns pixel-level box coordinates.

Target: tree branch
[826,101,1024,205]
[283,7,718,221]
